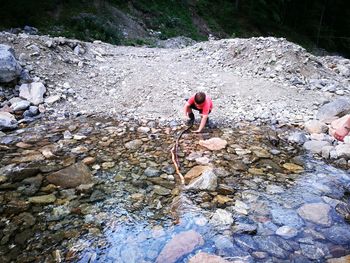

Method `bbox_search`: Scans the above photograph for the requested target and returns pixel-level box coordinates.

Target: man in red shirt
[184,92,213,133]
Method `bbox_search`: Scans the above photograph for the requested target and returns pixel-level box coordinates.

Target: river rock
[47,162,93,188]
[10,99,30,111]
[186,169,217,191]
[44,95,61,104]
[144,167,161,177]
[316,98,350,121]
[300,242,330,260]
[137,126,150,133]
[19,174,43,196]
[0,44,22,83]
[305,120,329,134]
[303,140,331,154]
[327,255,350,263]
[253,236,288,259]
[271,208,304,229]
[320,225,350,245]
[276,226,298,239]
[199,137,227,150]
[335,144,350,159]
[19,82,46,105]
[282,163,304,173]
[288,132,308,144]
[184,165,211,184]
[155,230,204,263]
[153,185,171,196]
[297,203,331,226]
[0,112,18,130]
[1,163,40,182]
[210,208,233,226]
[125,139,143,150]
[28,194,56,204]
[188,252,231,263]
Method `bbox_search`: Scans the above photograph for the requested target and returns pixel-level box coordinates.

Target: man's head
[194,92,206,104]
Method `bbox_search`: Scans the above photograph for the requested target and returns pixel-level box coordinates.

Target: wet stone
[234,235,258,251]
[271,208,304,229]
[155,230,204,263]
[153,185,171,196]
[276,225,298,239]
[189,252,231,263]
[300,242,330,260]
[18,174,43,196]
[28,194,56,204]
[47,162,93,188]
[144,167,161,177]
[253,235,288,259]
[321,225,350,245]
[297,203,331,226]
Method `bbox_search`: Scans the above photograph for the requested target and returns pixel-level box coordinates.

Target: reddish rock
[199,137,227,151]
[156,230,204,263]
[184,165,211,184]
[189,252,231,263]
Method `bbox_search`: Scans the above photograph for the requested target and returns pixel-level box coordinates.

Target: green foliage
[0,0,349,57]
[63,13,122,44]
[130,0,202,40]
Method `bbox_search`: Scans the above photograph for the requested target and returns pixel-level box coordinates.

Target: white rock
[19,82,46,105]
[210,209,233,226]
[276,226,298,239]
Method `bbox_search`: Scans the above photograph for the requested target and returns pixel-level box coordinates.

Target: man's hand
[192,129,201,133]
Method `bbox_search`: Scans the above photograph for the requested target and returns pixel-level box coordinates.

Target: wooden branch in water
[170,125,192,185]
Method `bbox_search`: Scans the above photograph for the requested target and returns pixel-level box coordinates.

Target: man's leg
[187,112,195,125]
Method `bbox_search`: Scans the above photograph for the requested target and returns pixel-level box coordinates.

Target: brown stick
[170,125,192,185]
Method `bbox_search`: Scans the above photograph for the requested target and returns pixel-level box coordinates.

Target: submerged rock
[47,162,93,188]
[186,169,217,191]
[156,230,204,263]
[184,165,211,184]
[297,203,332,226]
[188,252,231,263]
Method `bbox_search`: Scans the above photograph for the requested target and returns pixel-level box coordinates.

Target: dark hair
[194,92,206,104]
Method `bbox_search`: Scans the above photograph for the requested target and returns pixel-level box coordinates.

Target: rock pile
[286,98,350,167]
[0,31,349,130]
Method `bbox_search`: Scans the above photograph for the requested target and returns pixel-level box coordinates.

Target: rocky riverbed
[1,31,350,262]
[0,115,350,262]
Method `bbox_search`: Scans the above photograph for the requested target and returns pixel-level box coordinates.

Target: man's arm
[184,102,191,118]
[194,115,208,133]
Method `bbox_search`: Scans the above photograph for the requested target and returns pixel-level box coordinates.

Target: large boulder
[0,112,18,130]
[47,162,93,188]
[19,82,46,105]
[316,98,350,122]
[0,44,22,83]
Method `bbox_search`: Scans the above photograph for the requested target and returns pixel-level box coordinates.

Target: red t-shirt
[188,95,213,115]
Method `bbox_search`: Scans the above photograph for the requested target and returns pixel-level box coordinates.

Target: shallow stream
[0,115,349,262]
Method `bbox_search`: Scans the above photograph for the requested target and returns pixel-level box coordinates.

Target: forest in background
[0,0,349,57]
